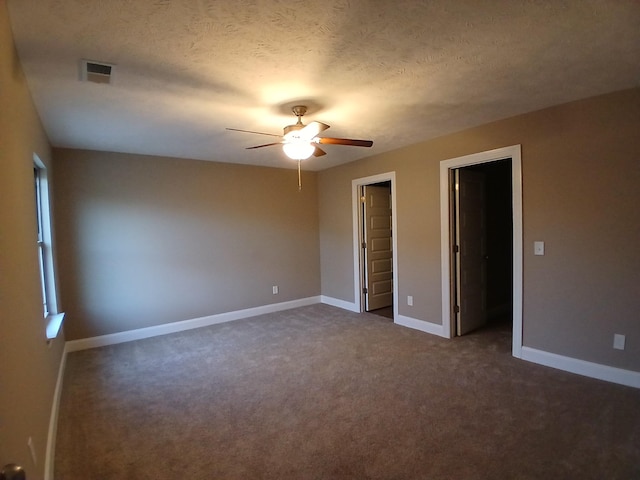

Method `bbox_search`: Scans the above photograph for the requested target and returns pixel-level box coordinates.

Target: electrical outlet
[407,295,413,306]
[613,334,625,350]
[272,285,279,295]
[28,436,37,466]
[534,241,545,256]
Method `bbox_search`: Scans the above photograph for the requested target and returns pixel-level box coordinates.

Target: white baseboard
[320,295,359,312]
[395,314,449,338]
[521,346,640,389]
[44,346,67,480]
[65,296,321,352]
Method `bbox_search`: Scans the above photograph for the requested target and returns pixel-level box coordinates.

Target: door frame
[352,172,398,316]
[439,145,523,358]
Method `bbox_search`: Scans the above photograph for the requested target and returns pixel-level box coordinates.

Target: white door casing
[352,172,398,317]
[440,145,523,358]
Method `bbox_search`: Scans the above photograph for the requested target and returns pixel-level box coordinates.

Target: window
[33,155,64,339]
[34,165,49,315]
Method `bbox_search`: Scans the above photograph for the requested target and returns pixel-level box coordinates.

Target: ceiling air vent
[80,60,115,84]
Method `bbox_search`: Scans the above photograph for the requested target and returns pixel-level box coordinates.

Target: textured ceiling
[7,0,640,171]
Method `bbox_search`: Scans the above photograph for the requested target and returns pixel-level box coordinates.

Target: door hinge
[362,241,366,249]
[453,244,459,253]
[454,305,460,314]
[363,287,368,294]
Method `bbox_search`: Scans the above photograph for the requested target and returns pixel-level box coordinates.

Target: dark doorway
[453,159,513,335]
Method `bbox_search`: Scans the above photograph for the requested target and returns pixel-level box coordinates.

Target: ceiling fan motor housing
[283,123,304,136]
[291,105,307,117]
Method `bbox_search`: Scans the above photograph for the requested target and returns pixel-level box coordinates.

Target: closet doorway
[352,172,398,320]
[440,146,523,358]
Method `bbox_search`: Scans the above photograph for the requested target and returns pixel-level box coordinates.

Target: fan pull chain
[297,159,302,192]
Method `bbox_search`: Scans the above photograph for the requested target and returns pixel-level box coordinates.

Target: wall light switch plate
[534,241,545,256]
[407,295,413,306]
[613,334,625,350]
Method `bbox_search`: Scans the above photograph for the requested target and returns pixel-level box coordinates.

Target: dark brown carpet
[368,305,394,320]
[55,304,640,479]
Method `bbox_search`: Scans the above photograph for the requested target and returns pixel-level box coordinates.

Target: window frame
[33,155,64,340]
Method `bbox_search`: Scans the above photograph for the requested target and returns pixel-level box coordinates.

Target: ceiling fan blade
[313,146,326,157]
[226,128,282,138]
[299,121,330,140]
[246,142,282,149]
[315,137,373,147]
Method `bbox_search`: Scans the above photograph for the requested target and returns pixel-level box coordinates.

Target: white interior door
[363,185,393,311]
[455,169,487,335]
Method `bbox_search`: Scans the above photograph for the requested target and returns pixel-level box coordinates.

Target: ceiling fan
[227,106,373,189]
[227,105,373,191]
[227,105,373,159]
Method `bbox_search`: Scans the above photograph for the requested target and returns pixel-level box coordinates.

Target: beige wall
[53,149,321,340]
[319,88,640,371]
[0,2,66,476]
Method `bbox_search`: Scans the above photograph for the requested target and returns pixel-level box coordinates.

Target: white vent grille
[80,60,115,84]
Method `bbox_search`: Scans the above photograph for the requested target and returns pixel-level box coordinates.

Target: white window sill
[46,312,65,340]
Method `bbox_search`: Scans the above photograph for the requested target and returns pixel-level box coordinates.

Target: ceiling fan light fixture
[227,104,372,169]
[283,142,315,160]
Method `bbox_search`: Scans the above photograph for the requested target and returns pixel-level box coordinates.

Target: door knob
[0,464,26,480]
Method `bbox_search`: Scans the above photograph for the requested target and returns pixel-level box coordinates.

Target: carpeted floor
[55,304,640,479]
[368,305,394,320]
